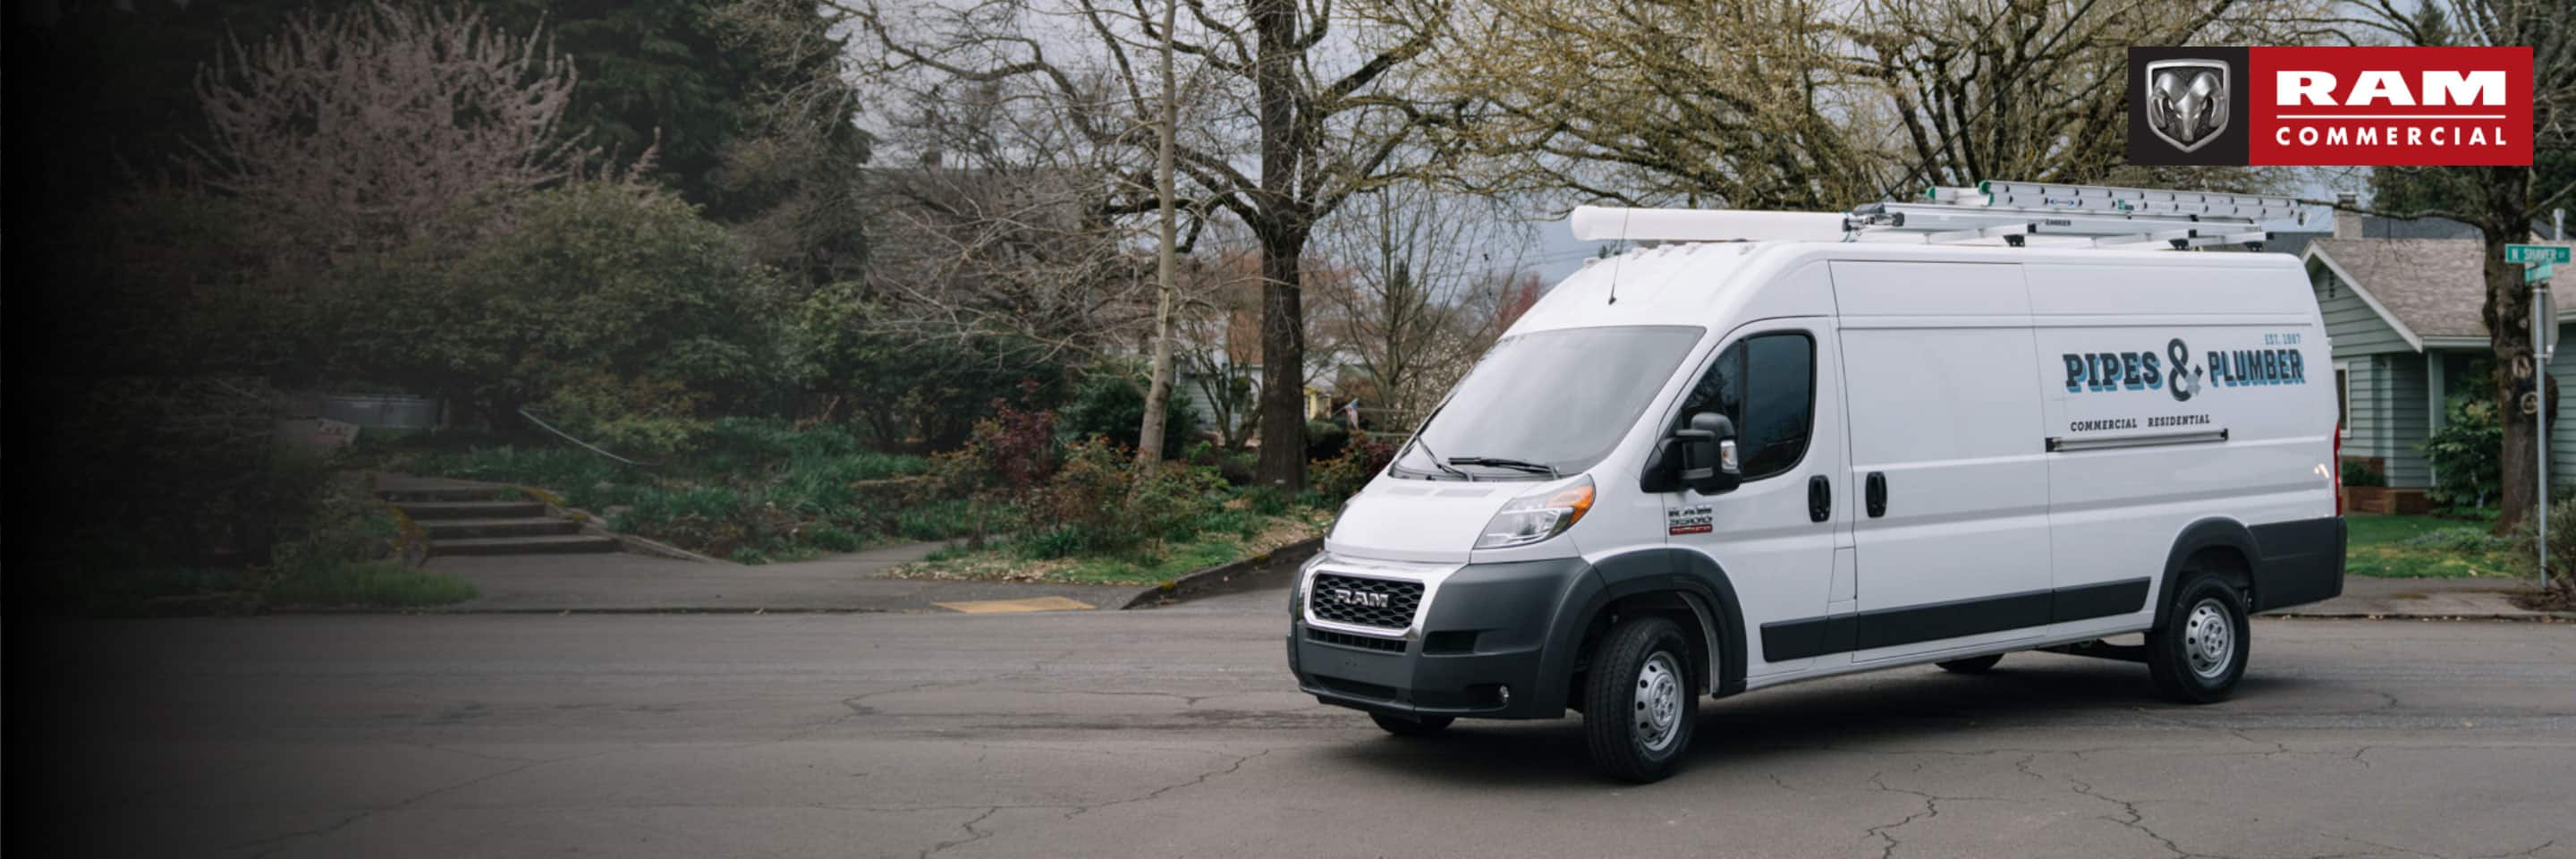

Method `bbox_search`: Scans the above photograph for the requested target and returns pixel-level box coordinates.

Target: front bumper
[1287,556,1597,719]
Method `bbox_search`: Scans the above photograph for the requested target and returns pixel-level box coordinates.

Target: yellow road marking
[934,596,1096,614]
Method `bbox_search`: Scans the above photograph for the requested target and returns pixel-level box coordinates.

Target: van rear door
[1830,261,2055,662]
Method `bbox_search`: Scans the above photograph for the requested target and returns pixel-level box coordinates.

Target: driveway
[18,588,2575,858]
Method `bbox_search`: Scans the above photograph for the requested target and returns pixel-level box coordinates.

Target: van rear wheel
[1582,615,1698,783]
[1369,712,1453,736]
[2147,571,2250,703]
[1936,654,2004,674]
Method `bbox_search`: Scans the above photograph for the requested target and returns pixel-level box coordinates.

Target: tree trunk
[1134,0,1182,472]
[2483,166,2539,532]
[1250,0,1307,490]
[1256,229,1309,489]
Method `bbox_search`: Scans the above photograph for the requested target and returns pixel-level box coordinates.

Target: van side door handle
[1808,475,1831,522]
[1864,472,1887,518]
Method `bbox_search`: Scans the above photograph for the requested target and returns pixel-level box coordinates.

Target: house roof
[2309,238,2491,339]
[2307,237,2576,347]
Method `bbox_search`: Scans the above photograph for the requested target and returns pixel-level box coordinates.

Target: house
[2302,209,2575,512]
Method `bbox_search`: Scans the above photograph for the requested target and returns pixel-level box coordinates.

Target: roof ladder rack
[1565,180,2307,250]
[1846,180,2305,249]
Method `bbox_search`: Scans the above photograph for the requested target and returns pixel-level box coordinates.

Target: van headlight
[1475,476,1596,549]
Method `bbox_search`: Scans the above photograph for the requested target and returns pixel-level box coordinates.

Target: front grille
[1307,627,1407,652]
[1308,574,1423,630]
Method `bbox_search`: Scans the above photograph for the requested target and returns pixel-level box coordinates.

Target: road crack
[1061,748,1275,821]
[917,806,1004,859]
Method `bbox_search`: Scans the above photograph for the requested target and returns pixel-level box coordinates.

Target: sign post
[2512,244,2566,588]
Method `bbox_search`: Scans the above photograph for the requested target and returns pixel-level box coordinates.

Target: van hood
[1321,479,1531,564]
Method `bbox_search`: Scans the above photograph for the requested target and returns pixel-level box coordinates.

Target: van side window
[1678,333,1815,481]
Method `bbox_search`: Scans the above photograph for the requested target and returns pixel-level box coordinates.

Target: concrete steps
[376,478,618,557]
[400,500,548,520]
[419,517,583,540]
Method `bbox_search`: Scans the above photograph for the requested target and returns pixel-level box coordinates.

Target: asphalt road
[16,590,2576,859]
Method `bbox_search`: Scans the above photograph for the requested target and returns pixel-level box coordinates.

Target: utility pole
[1134,0,1182,471]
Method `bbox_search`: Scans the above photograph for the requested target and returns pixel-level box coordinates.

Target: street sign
[2507,244,2572,265]
[2533,261,2557,284]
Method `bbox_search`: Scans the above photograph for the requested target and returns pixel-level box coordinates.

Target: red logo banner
[2248,47,2531,166]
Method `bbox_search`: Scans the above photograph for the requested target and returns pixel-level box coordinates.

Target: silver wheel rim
[1634,651,1684,753]
[2182,598,2235,680]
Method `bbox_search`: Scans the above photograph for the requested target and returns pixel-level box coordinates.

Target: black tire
[1369,712,1453,736]
[2147,571,2251,703]
[1936,654,2004,674]
[1582,615,1699,783]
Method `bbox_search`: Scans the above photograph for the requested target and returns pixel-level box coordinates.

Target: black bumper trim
[2248,515,2345,611]
[1758,577,2150,661]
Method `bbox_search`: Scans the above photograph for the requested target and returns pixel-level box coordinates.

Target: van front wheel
[1582,615,1698,783]
[2146,572,2250,703]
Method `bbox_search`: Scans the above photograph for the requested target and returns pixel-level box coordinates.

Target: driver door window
[1677,333,1816,481]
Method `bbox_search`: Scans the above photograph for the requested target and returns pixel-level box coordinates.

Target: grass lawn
[2344,513,2522,578]
[267,561,479,608]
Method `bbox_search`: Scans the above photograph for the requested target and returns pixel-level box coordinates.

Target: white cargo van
[1286,183,2345,782]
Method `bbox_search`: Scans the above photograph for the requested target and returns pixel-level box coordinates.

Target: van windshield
[1393,325,1705,479]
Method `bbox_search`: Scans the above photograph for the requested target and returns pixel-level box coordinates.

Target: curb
[1121,537,1325,609]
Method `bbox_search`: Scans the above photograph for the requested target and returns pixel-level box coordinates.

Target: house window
[2336,361,2351,435]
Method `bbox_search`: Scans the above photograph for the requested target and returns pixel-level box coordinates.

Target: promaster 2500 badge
[1667,506,1713,535]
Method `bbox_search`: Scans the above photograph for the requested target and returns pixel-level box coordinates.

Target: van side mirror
[1652,412,1741,496]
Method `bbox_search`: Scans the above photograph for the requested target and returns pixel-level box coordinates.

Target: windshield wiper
[1447,456,1561,479]
[1404,435,1471,481]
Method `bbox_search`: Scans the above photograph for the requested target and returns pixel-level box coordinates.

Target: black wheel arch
[2157,517,2258,628]
[1558,549,1749,702]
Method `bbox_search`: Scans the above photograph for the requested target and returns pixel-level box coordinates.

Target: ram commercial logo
[2129,47,2532,166]
[1331,588,1390,609]
[2144,59,2231,152]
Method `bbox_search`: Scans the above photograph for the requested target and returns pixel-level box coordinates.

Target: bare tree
[1852,0,2326,193]
[850,0,1462,489]
[190,3,580,251]
[860,72,1160,360]
[1173,248,1267,449]
[1312,190,1531,429]
[1432,0,2319,208]
[2324,0,2576,561]
[1430,0,1884,208]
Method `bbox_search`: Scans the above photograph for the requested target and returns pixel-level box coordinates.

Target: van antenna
[1606,208,1628,305]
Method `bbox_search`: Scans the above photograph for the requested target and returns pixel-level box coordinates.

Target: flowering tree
[191,3,581,252]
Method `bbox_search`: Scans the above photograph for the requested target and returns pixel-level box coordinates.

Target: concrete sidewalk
[426,543,1140,613]
[2267,575,2561,619]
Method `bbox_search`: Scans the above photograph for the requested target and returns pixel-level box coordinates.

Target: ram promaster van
[1286,183,2346,782]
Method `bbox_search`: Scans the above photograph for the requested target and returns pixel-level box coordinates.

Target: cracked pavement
[16,590,2576,858]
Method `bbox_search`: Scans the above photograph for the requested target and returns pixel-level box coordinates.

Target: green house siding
[2555,322,2576,498]
[2336,354,2434,488]
[2380,355,2432,487]
[2342,354,2387,461]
